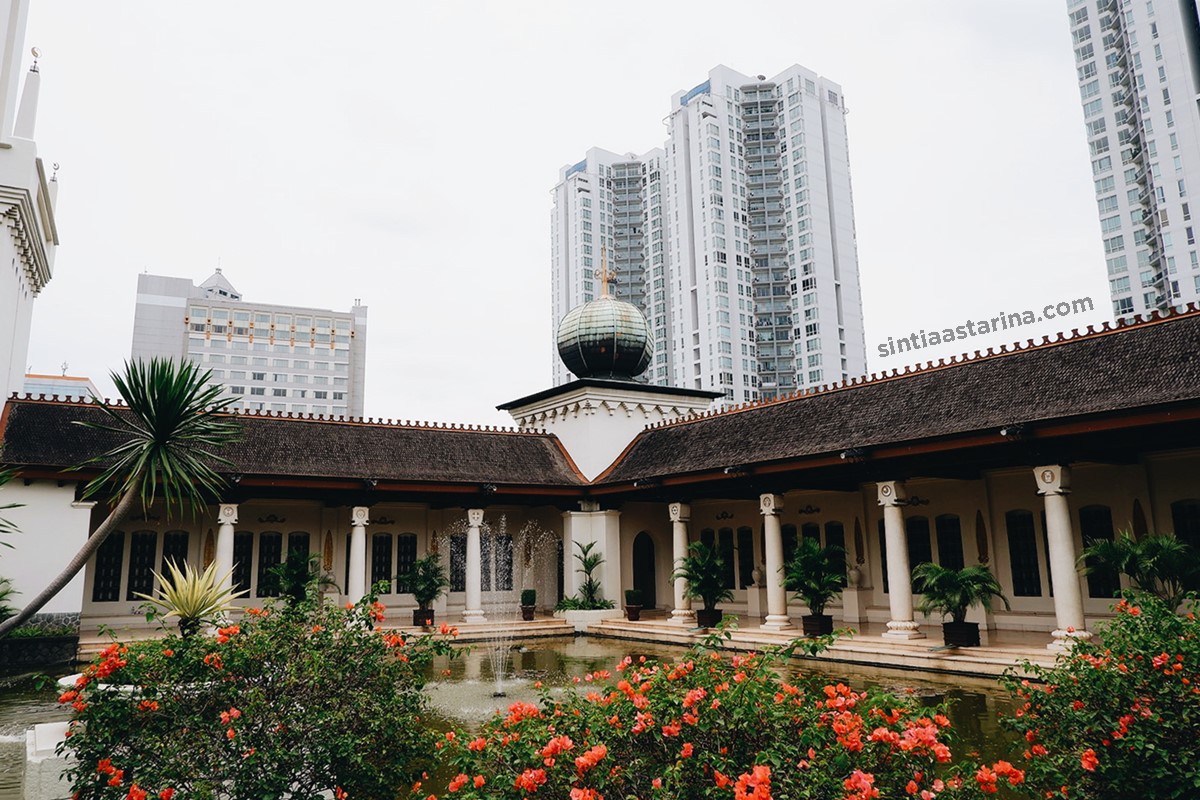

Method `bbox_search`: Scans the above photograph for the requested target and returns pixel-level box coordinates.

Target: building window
[737,526,755,588]
[1078,505,1120,599]
[906,517,933,590]
[233,532,253,595]
[1006,510,1042,597]
[256,532,282,597]
[126,531,158,601]
[449,533,466,592]
[935,514,965,571]
[1170,500,1200,551]
[161,530,189,573]
[371,533,393,593]
[825,521,847,586]
[91,530,125,602]
[395,534,418,592]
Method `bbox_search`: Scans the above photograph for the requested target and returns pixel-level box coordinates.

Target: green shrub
[58,590,457,799]
[1002,592,1200,799]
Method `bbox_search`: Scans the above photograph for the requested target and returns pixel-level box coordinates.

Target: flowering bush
[439,631,1022,800]
[1002,593,1200,799]
[59,586,457,799]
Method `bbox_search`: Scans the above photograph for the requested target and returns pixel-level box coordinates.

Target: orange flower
[1081,748,1099,771]
[447,774,468,793]
[473,775,485,789]
[158,790,175,800]
[680,742,694,758]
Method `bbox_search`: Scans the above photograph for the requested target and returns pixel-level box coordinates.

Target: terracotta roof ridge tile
[642,302,1200,432]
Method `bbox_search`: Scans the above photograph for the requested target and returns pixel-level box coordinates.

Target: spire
[13,47,38,140]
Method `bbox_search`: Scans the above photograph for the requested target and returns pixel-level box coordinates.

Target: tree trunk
[0,486,141,638]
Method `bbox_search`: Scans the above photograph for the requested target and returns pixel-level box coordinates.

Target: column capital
[759,493,784,516]
[218,503,238,525]
[467,508,485,527]
[876,481,907,507]
[1034,465,1071,496]
[668,502,691,523]
[350,506,370,526]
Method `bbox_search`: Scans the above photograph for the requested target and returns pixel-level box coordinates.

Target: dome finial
[596,244,613,299]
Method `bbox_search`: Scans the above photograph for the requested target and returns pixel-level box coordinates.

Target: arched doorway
[632,532,656,609]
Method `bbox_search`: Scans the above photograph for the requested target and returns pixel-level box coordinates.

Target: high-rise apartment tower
[551,64,867,402]
[1067,0,1200,317]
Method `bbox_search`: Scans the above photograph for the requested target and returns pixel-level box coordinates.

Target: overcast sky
[21,1,1109,426]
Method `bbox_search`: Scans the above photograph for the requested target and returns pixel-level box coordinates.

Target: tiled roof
[599,308,1200,484]
[0,401,585,486]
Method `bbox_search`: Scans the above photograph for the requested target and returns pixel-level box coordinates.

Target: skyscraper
[551,64,867,403]
[131,271,368,418]
[1067,0,1200,318]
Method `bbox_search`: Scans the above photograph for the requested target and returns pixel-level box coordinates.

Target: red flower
[448,773,468,793]
[514,768,547,792]
[1081,748,1099,771]
[733,764,771,800]
[159,790,175,800]
[126,784,147,800]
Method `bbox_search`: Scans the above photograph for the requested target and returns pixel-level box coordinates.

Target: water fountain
[428,514,559,703]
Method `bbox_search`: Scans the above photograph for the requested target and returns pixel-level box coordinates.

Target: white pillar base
[462,609,487,624]
[760,614,795,631]
[669,609,696,625]
[1048,628,1093,651]
[882,620,925,640]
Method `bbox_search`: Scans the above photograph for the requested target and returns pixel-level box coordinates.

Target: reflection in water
[0,670,73,800]
[423,637,1018,763]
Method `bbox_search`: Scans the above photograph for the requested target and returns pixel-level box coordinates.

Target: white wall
[1,481,92,616]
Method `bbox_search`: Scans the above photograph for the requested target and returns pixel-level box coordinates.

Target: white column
[215,504,238,595]
[879,481,924,640]
[1035,466,1092,651]
[760,493,794,631]
[668,502,694,624]
[347,506,369,603]
[463,508,486,623]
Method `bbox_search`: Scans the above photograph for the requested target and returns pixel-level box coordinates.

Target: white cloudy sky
[22,1,1109,425]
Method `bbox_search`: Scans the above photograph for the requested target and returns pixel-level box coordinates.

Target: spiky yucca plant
[135,559,246,637]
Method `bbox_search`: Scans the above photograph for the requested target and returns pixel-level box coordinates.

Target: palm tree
[0,358,238,638]
[1079,532,1199,610]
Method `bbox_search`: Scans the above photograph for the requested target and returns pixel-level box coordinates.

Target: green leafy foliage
[59,592,458,800]
[1002,593,1200,799]
[913,563,1010,624]
[133,559,246,637]
[672,541,733,611]
[77,358,240,514]
[0,575,16,621]
[405,553,451,610]
[1079,532,1200,609]
[0,466,21,547]
[784,537,846,616]
[520,588,536,607]
[556,541,615,610]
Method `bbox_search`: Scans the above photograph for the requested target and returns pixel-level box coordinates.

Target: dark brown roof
[0,401,585,487]
[599,308,1200,484]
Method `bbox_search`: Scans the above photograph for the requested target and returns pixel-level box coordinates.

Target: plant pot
[801,614,833,637]
[413,608,435,627]
[625,605,642,621]
[694,608,723,628]
[520,605,536,621]
[942,621,980,648]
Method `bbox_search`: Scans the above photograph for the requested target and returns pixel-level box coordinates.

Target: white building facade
[551,64,867,403]
[1067,0,1200,318]
[0,0,59,404]
[131,271,368,418]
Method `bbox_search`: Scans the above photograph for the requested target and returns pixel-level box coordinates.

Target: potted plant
[624,589,643,621]
[406,553,449,627]
[912,562,1010,647]
[520,588,537,621]
[783,537,846,637]
[671,541,733,628]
